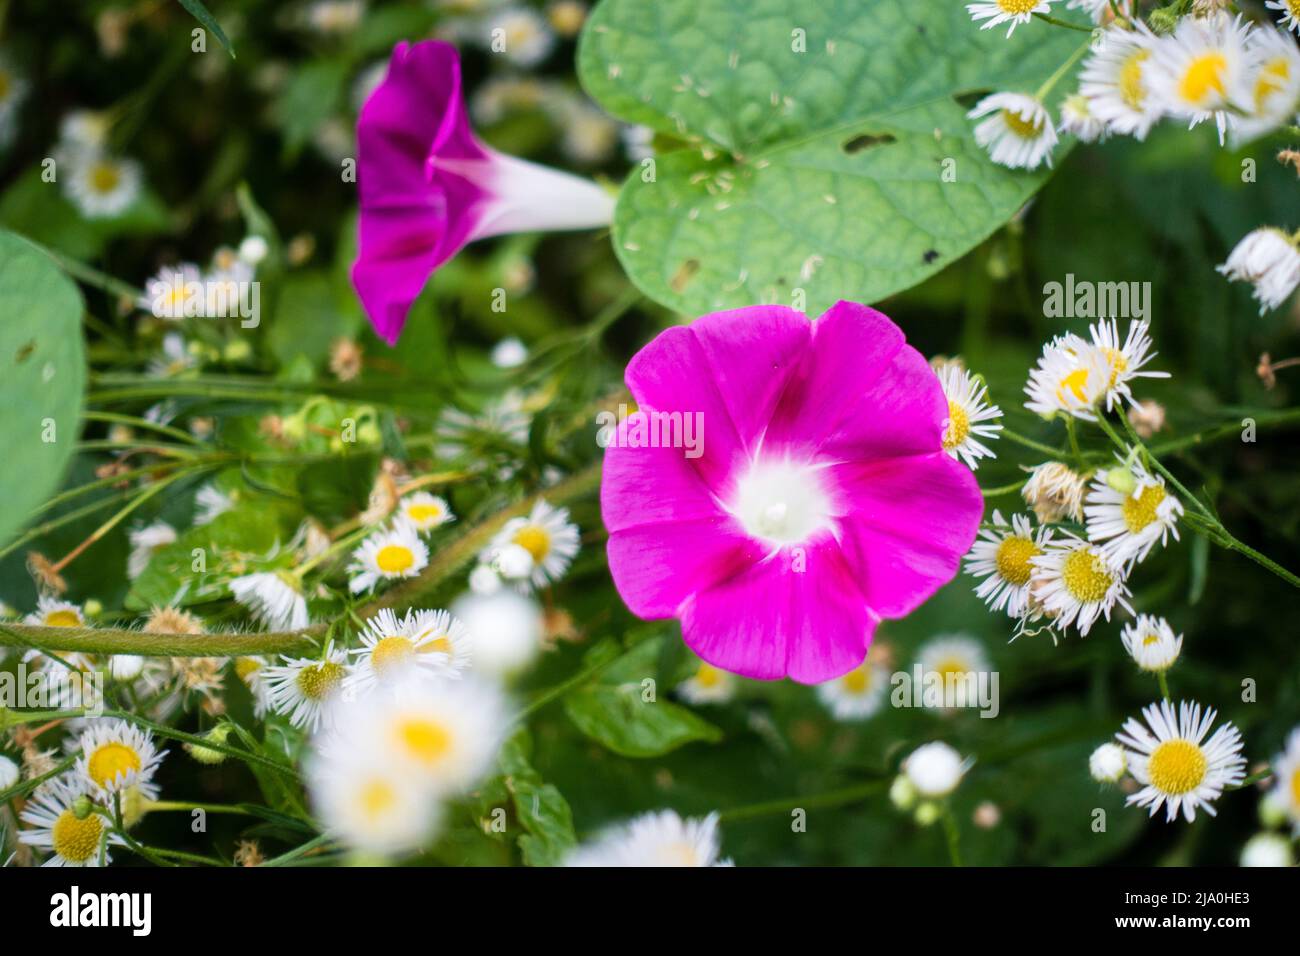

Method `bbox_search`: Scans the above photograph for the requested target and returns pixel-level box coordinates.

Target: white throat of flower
[730,457,834,547]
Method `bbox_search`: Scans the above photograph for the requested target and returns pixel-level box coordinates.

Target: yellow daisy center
[395,716,453,766]
[1141,633,1161,646]
[695,664,722,688]
[52,810,104,863]
[1001,108,1043,139]
[943,401,970,451]
[358,780,396,821]
[405,503,444,524]
[234,657,262,681]
[423,634,453,655]
[841,667,871,694]
[1255,57,1291,108]
[375,544,416,575]
[934,657,971,680]
[87,741,142,788]
[1104,347,1127,387]
[90,162,122,194]
[995,535,1041,586]
[1147,738,1207,795]
[296,661,344,701]
[661,841,701,866]
[1056,368,1091,404]
[513,525,551,563]
[1061,548,1113,603]
[44,609,81,627]
[996,0,1040,13]
[1178,52,1227,107]
[1121,483,1167,533]
[1119,49,1150,111]
[1291,767,1300,807]
[370,636,415,673]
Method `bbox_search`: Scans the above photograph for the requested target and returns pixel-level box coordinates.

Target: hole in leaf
[670,258,701,293]
[843,133,896,154]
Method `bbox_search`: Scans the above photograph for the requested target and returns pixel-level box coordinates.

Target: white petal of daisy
[306,745,441,857]
[1267,0,1300,35]
[916,633,992,710]
[1089,742,1128,783]
[450,588,544,677]
[1231,25,1300,145]
[1066,0,1115,24]
[1021,461,1089,523]
[127,520,176,580]
[483,499,579,591]
[1030,533,1133,635]
[1146,12,1254,145]
[964,511,1054,618]
[1120,614,1183,673]
[230,571,310,630]
[938,365,1003,470]
[262,643,350,733]
[903,742,970,798]
[566,810,731,867]
[1087,318,1169,410]
[63,153,143,218]
[1079,23,1164,140]
[1217,227,1300,313]
[397,492,455,533]
[485,7,556,67]
[966,0,1056,39]
[345,608,472,695]
[1116,699,1246,823]
[23,596,87,628]
[1084,458,1183,568]
[1024,333,1112,421]
[815,659,890,720]
[74,718,164,799]
[1058,92,1107,142]
[233,656,273,718]
[348,519,430,593]
[967,92,1059,170]
[19,774,124,867]
[194,482,234,525]
[326,673,507,795]
[1267,725,1300,829]
[676,659,737,706]
[139,263,204,320]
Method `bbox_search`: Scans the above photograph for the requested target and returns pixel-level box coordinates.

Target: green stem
[1034,37,1094,100]
[1000,427,1069,459]
[259,833,333,867]
[81,410,205,446]
[941,807,963,867]
[717,780,886,823]
[1157,671,1171,703]
[1032,12,1095,33]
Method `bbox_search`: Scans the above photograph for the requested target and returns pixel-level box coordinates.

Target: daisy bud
[0,754,18,790]
[468,564,503,595]
[109,655,145,681]
[889,774,917,811]
[1127,400,1166,439]
[1120,616,1183,673]
[494,543,535,581]
[1240,832,1293,868]
[1089,742,1128,783]
[903,742,968,798]
[72,794,95,820]
[451,589,544,678]
[1217,227,1300,313]
[1258,790,1289,829]
[184,724,233,765]
[83,599,103,617]
[1104,467,1137,496]
[913,801,941,827]
[238,235,269,265]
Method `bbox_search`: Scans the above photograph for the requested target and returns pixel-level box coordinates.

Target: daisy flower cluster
[51,109,143,219]
[1238,726,1300,865]
[966,6,1300,311]
[138,239,267,323]
[469,498,580,595]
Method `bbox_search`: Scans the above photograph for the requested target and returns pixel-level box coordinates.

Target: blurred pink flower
[601,302,983,684]
[351,41,614,344]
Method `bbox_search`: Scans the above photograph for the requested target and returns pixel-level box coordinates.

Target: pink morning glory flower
[600,302,984,684]
[351,40,615,344]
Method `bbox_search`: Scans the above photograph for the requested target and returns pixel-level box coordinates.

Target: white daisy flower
[938,365,1003,470]
[677,660,737,706]
[141,263,204,320]
[1267,726,1300,828]
[194,482,234,525]
[346,608,472,695]
[57,109,111,154]
[1022,461,1090,523]
[305,0,365,33]
[491,337,529,368]
[1120,614,1183,673]
[328,673,507,795]
[63,153,142,218]
[566,810,731,867]
[230,571,309,630]
[108,655,145,681]
[967,92,1059,170]
[485,7,556,67]
[815,659,890,720]
[19,775,123,867]
[234,656,273,718]
[1080,23,1163,140]
[1030,534,1133,635]
[1084,459,1183,567]
[483,499,580,591]
[1058,92,1107,142]
[1087,318,1169,410]
[917,634,992,710]
[1024,334,1112,421]
[1232,25,1300,144]
[1268,0,1300,35]
[306,746,441,857]
[966,0,1056,38]
[0,754,18,790]
[396,492,455,533]
[127,520,176,580]
[1217,227,1300,313]
[903,742,969,798]
[21,647,99,710]
[1089,742,1128,783]
[1066,0,1115,24]
[147,332,198,378]
[74,718,164,799]
[348,520,430,593]
[262,643,350,733]
[1146,12,1254,145]
[23,596,86,628]
[1240,832,1294,867]
[1116,700,1246,822]
[450,589,544,678]
[965,511,1053,618]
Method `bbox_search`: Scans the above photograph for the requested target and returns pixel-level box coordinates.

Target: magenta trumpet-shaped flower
[351,41,615,344]
[601,302,984,684]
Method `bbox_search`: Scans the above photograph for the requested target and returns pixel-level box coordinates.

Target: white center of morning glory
[731,457,834,546]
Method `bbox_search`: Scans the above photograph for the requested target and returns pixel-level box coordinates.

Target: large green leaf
[578,0,1084,315]
[0,231,87,546]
